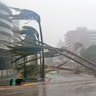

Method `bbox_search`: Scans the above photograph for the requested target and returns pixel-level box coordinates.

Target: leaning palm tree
[9,7,45,80]
[8,26,42,78]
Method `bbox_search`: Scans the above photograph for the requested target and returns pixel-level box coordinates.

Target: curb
[0,77,52,90]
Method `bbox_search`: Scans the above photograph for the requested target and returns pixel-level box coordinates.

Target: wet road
[0,71,96,96]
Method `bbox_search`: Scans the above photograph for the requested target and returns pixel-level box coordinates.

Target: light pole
[38,22,45,81]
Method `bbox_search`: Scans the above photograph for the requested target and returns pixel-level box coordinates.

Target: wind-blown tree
[2,36,96,77]
[8,26,43,78]
[9,7,45,80]
[73,42,84,73]
[73,42,84,51]
[80,45,96,75]
[10,26,40,57]
[5,31,64,77]
[80,45,96,63]
[53,43,84,71]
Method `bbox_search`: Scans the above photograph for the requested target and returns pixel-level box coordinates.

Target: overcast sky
[5,0,96,47]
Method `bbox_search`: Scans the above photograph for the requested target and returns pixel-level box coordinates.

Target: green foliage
[8,26,43,56]
[7,26,42,78]
[16,64,40,77]
[74,42,83,50]
[9,45,43,56]
[80,45,96,63]
[44,50,59,57]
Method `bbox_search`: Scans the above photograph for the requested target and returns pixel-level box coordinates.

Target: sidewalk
[0,78,10,86]
[0,77,52,90]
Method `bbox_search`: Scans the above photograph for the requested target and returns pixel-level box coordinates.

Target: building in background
[57,38,64,48]
[65,27,96,50]
[0,1,15,78]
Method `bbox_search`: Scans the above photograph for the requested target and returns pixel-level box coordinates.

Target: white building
[65,27,96,50]
[0,0,16,78]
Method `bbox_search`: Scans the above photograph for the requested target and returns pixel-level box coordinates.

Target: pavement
[0,76,51,90]
[0,71,96,96]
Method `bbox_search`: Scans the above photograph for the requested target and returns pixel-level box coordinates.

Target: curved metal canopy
[10,7,40,23]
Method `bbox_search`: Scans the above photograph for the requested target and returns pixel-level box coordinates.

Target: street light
[9,7,45,81]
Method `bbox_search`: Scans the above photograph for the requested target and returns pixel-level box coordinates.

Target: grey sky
[5,0,96,47]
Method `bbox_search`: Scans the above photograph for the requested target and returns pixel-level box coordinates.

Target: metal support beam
[39,22,45,81]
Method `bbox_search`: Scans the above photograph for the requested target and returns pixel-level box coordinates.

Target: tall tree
[80,45,96,63]
[8,26,42,78]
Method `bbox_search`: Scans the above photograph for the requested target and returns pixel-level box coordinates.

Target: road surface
[0,71,96,96]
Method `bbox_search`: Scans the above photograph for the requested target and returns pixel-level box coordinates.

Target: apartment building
[0,1,17,78]
[65,27,96,50]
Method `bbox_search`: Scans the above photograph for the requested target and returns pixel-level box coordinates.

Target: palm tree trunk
[24,57,27,78]
[38,22,45,81]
